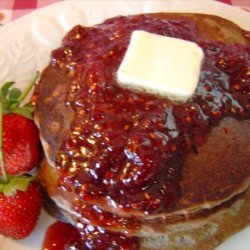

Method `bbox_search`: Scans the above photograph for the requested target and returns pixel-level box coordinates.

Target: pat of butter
[117,30,204,102]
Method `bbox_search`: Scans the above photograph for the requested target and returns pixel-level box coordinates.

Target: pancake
[35,13,250,249]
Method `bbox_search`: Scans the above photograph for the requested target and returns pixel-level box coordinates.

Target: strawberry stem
[0,99,8,183]
[10,71,40,110]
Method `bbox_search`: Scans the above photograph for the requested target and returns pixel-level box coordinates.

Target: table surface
[0,0,250,25]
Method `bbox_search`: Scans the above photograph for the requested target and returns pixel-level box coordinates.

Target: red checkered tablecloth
[0,0,249,25]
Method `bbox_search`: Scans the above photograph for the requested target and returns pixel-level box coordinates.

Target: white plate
[0,0,249,249]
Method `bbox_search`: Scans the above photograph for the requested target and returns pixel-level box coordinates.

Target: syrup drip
[43,221,139,250]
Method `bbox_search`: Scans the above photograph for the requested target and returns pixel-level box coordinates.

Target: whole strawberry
[0,75,41,175]
[3,113,40,174]
[0,179,42,239]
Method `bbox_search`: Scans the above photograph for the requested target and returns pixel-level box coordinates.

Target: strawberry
[0,179,42,239]
[0,73,40,175]
[3,113,40,175]
[0,73,42,239]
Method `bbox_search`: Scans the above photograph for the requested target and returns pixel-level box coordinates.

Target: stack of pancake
[35,13,250,250]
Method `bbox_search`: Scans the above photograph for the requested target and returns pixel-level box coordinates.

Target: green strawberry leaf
[1,81,14,98]
[6,100,19,109]
[12,106,34,120]
[1,176,35,197]
[0,183,4,193]
[9,88,22,101]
